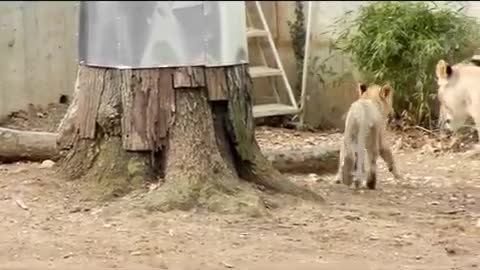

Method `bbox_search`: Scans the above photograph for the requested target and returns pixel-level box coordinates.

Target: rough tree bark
[57,64,323,214]
[57,67,155,199]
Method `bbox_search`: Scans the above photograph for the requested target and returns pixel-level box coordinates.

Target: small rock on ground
[39,160,55,169]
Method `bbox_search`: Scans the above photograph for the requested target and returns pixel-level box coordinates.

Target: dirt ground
[0,105,479,270]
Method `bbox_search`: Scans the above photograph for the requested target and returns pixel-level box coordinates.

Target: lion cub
[334,83,402,189]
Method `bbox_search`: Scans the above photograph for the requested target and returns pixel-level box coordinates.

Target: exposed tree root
[82,137,155,200]
[224,66,324,203]
[145,179,266,216]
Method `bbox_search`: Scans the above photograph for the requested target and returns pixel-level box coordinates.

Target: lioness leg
[470,106,480,148]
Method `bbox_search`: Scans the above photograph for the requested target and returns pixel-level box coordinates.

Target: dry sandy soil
[0,105,479,270]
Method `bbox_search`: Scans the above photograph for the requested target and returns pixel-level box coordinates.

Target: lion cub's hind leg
[341,139,356,187]
[365,128,380,190]
[353,142,365,189]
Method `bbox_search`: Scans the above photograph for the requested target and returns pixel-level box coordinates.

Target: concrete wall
[2,1,480,129]
[0,1,79,119]
[270,1,366,129]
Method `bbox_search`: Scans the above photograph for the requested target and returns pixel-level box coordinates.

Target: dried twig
[403,125,437,137]
[14,198,29,211]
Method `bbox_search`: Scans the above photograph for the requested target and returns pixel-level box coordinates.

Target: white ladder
[246,1,299,118]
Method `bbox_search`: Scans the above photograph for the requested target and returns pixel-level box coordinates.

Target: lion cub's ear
[357,82,368,97]
[379,84,394,100]
[435,59,453,80]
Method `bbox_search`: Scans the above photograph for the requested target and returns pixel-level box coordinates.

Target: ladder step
[246,28,268,38]
[253,104,299,118]
[249,66,282,78]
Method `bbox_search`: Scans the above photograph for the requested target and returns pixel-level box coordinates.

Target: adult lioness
[435,59,480,146]
[334,83,402,189]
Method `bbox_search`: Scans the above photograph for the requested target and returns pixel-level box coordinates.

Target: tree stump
[57,64,323,214]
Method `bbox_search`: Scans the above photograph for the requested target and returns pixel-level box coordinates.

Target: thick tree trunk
[57,64,323,213]
[144,88,265,215]
[0,127,59,163]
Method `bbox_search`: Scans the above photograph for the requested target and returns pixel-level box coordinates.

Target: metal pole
[299,1,313,127]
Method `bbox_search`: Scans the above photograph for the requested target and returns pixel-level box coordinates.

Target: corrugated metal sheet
[78,1,248,69]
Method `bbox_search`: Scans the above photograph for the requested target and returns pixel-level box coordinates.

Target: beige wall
[0,1,79,119]
[2,1,480,129]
